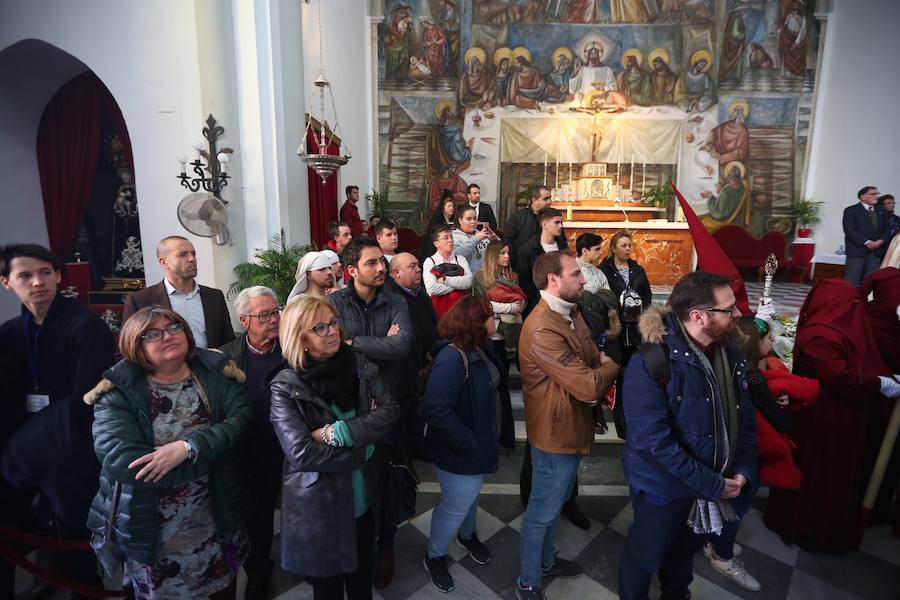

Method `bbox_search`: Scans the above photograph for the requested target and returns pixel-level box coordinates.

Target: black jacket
[504,207,540,266]
[600,256,653,348]
[514,235,570,315]
[328,282,414,393]
[268,350,400,577]
[470,202,498,230]
[842,203,891,258]
[384,277,437,370]
[0,295,114,528]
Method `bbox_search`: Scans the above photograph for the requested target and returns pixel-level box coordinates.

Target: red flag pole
[672,184,752,315]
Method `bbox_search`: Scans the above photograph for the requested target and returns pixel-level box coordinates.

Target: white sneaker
[702,541,742,559]
[709,557,761,592]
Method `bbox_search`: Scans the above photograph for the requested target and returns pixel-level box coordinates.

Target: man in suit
[122,236,235,348]
[466,183,497,230]
[843,185,891,285]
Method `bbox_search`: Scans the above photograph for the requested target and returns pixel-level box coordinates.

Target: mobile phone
[476,222,486,231]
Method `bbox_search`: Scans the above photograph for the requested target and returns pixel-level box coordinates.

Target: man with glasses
[123,235,235,348]
[843,185,891,285]
[328,237,414,590]
[0,243,115,598]
[219,286,283,600]
[617,272,757,600]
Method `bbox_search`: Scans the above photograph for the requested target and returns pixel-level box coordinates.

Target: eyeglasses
[141,322,185,342]
[309,317,340,337]
[242,308,282,324]
[701,305,738,315]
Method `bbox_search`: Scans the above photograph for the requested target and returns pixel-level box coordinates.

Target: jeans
[306,509,375,600]
[518,446,582,587]
[428,467,485,558]
[618,492,703,600]
[709,482,756,560]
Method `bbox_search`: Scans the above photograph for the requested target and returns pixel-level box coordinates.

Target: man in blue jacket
[618,271,757,600]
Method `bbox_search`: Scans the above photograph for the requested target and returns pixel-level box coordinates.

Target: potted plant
[644,178,677,221]
[365,188,388,221]
[790,198,824,238]
[228,229,317,304]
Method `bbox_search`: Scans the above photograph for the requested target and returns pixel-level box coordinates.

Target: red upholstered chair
[712,225,788,279]
[396,227,422,253]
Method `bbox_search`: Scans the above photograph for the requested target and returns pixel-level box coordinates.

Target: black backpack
[614,342,669,439]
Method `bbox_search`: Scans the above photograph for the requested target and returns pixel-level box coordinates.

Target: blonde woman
[269,296,400,600]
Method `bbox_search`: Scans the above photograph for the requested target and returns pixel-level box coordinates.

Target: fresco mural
[377,0,821,238]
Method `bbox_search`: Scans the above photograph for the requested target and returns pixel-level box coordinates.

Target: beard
[703,319,743,347]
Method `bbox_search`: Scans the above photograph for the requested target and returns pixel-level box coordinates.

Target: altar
[548,163,693,286]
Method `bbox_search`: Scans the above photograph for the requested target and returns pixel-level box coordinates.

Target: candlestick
[555,146,560,189]
[543,152,547,185]
[642,158,646,193]
[762,253,778,301]
[566,204,573,220]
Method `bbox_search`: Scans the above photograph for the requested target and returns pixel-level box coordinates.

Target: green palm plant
[228,229,317,304]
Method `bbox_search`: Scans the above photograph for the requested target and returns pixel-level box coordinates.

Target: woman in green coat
[85,307,251,600]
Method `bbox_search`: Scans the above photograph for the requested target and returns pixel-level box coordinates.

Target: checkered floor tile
[719,69,816,94]
[653,281,811,316]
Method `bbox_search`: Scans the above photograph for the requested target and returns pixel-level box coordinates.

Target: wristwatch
[183,440,196,462]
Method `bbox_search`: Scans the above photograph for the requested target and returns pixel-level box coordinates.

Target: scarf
[676,320,739,535]
[298,343,358,412]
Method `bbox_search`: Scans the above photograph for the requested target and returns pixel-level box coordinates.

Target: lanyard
[21,311,42,390]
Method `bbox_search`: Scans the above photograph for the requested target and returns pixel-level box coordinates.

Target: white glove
[879,376,900,398]
[755,297,776,320]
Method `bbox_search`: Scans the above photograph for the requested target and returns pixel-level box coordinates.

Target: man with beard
[492,47,513,105]
[515,252,618,600]
[569,42,617,99]
[649,48,677,105]
[287,251,336,302]
[617,48,651,106]
[123,236,235,348]
[542,47,575,103]
[328,237,414,590]
[617,271,757,600]
[508,47,545,110]
[459,47,496,109]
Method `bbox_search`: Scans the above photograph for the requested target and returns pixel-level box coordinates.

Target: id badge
[26,393,50,413]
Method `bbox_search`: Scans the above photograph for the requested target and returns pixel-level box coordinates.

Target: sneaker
[709,557,761,592]
[541,555,583,579]
[515,581,546,600]
[702,541,743,560]
[457,532,491,564]
[423,554,454,593]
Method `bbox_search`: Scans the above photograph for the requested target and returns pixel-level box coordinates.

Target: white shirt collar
[164,277,199,297]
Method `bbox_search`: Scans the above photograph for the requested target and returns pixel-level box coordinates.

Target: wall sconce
[177,114,233,201]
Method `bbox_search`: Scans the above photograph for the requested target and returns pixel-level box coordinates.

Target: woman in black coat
[599,230,653,438]
[269,296,400,600]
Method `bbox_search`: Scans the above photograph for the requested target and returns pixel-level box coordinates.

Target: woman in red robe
[764,279,896,551]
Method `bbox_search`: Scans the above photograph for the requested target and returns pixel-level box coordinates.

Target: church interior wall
[803,0,900,256]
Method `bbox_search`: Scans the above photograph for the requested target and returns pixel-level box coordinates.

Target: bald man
[122,235,235,348]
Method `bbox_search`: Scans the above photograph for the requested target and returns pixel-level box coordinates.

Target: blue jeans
[427,467,485,558]
[518,446,582,587]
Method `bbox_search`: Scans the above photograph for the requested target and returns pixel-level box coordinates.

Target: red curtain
[36,72,131,259]
[306,128,340,248]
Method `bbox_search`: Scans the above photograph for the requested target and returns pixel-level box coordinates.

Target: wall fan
[177,192,230,245]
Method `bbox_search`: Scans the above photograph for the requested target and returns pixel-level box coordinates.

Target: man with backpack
[618,271,758,600]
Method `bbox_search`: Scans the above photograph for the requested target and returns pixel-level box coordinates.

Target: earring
[304,347,309,352]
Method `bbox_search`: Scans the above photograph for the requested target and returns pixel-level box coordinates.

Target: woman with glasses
[85,307,252,600]
[269,296,400,600]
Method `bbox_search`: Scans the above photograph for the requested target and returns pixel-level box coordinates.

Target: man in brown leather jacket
[515,251,619,600]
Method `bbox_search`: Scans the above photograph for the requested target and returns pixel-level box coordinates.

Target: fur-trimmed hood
[638,305,672,345]
[84,348,245,405]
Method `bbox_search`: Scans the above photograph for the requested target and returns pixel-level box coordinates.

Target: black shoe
[562,500,590,530]
[374,547,395,590]
[541,555,583,579]
[457,532,491,564]
[423,554,454,593]
[515,581,546,600]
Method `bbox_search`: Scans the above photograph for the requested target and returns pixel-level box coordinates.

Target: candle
[629,152,635,191]
[555,146,560,189]
[543,152,547,185]
[641,158,646,193]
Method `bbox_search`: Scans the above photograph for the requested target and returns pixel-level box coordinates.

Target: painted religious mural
[376,0,820,239]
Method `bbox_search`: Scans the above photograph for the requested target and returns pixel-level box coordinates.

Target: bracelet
[320,425,329,444]
[325,423,338,447]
